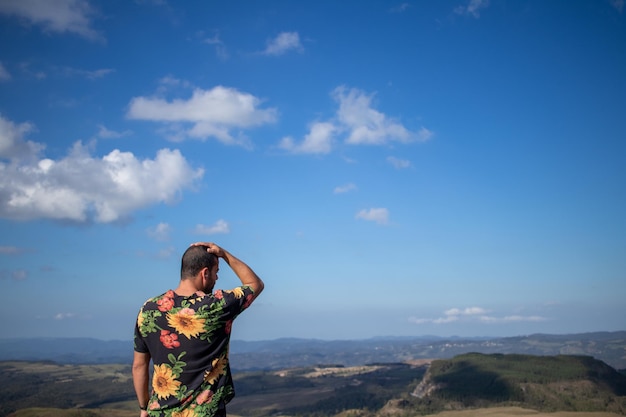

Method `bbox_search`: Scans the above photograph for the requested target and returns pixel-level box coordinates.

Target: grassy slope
[409,353,626,415]
[0,362,135,417]
[8,406,624,417]
[431,406,624,417]
[7,408,136,417]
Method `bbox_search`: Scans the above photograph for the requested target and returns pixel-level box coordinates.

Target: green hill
[407,353,626,415]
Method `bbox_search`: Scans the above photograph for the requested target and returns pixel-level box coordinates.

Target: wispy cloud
[0,62,11,81]
[59,66,114,79]
[479,315,547,323]
[97,124,132,139]
[203,32,229,60]
[147,222,172,242]
[0,269,28,281]
[203,33,222,45]
[389,3,411,13]
[409,306,548,325]
[334,183,357,194]
[157,76,193,91]
[387,156,412,169]
[194,219,230,235]
[262,32,303,56]
[0,246,22,255]
[156,246,176,259]
[446,307,488,316]
[0,0,103,41]
[454,0,489,18]
[355,208,389,225]
[610,0,624,13]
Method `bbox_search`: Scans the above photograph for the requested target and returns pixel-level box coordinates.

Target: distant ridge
[0,337,132,364]
[230,331,626,371]
[0,331,624,370]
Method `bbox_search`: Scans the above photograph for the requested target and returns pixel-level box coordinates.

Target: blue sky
[0,0,624,342]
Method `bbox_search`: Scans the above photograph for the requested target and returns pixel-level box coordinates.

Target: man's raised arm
[193,242,264,295]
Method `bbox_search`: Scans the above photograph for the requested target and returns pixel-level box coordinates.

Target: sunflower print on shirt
[134,286,257,417]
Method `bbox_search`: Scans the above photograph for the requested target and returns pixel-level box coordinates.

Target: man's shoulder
[141,289,173,304]
[213,286,256,303]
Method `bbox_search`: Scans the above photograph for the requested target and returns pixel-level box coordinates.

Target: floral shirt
[134,286,256,417]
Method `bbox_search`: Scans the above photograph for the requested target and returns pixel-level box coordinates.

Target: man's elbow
[132,352,151,372]
[254,280,265,296]
[132,361,146,375]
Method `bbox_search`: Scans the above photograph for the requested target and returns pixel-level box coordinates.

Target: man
[133,242,264,417]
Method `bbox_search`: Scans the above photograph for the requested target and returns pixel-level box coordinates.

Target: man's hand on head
[191,242,225,258]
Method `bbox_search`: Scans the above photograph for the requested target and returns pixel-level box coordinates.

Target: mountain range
[0,331,624,370]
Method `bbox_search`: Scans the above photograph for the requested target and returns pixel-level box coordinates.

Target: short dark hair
[180,245,217,279]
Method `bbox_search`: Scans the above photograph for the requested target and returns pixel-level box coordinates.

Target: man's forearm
[132,352,151,411]
[193,242,265,295]
[222,249,264,295]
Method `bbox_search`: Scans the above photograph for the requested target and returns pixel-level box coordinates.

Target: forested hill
[407,353,626,415]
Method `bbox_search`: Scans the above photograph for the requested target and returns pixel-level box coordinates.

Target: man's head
[181,245,219,292]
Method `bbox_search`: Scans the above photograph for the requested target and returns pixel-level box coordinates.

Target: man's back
[135,287,255,415]
[132,243,264,417]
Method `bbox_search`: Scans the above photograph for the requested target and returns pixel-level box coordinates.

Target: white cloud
[0,116,203,223]
[147,222,171,242]
[454,0,489,18]
[389,3,410,13]
[334,183,357,194]
[54,312,76,320]
[387,156,411,169]
[433,315,460,324]
[127,85,278,146]
[204,34,222,45]
[13,269,27,280]
[0,246,19,254]
[479,315,547,323]
[0,0,102,41]
[0,62,11,81]
[409,306,548,325]
[16,62,47,80]
[355,207,389,225]
[156,75,193,92]
[444,307,488,316]
[0,269,28,281]
[334,86,433,145]
[279,122,336,154]
[97,124,132,139]
[156,246,176,259]
[60,66,114,79]
[263,32,303,56]
[282,86,432,154]
[203,32,229,60]
[194,219,230,235]
[0,114,43,160]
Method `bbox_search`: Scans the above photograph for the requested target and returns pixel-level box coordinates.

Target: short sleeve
[216,285,257,320]
[133,308,149,353]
